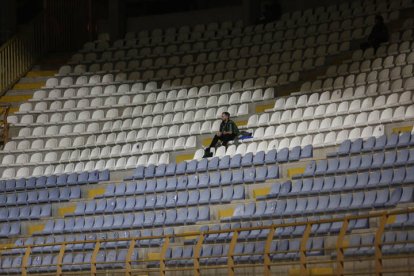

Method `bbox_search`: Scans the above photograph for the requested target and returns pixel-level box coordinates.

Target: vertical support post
[336,218,349,276]
[375,214,387,276]
[21,245,31,276]
[299,223,312,276]
[159,236,170,276]
[264,226,276,276]
[227,230,239,276]
[193,233,205,276]
[125,238,136,276]
[90,240,101,276]
[56,242,66,276]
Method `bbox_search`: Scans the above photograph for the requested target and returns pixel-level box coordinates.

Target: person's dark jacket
[219,120,240,136]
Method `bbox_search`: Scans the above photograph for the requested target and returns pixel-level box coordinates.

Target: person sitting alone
[361,15,389,50]
[203,112,239,158]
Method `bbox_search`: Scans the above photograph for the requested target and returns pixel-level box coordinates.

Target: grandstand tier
[0,0,414,275]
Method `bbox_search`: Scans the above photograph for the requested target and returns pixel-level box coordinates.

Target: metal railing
[0,104,11,146]
[0,14,46,96]
[2,208,413,276]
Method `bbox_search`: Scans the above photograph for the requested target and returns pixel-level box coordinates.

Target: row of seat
[104,171,277,203]
[126,164,279,187]
[13,103,248,131]
[0,137,193,167]
[301,71,414,98]
[73,40,330,74]
[345,231,414,256]
[301,153,414,178]
[0,249,138,274]
[70,37,347,67]
[0,170,109,192]
[332,132,414,156]
[349,32,413,61]
[10,228,173,255]
[41,206,210,234]
[247,108,412,142]
[327,51,414,78]
[165,238,323,266]
[196,218,368,243]
[0,152,164,179]
[17,91,264,118]
[5,124,207,153]
[73,185,244,216]
[208,126,384,160]
[266,167,413,200]
[226,187,412,222]
[0,186,80,206]
[30,81,273,104]
[0,204,51,222]
[0,223,20,238]
[270,89,412,113]
[46,67,296,94]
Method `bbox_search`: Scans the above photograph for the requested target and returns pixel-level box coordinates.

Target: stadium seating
[1,0,414,274]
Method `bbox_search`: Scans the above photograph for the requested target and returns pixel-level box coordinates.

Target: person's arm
[222,122,233,135]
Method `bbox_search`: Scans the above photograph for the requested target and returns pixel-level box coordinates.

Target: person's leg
[207,135,220,150]
[221,134,236,147]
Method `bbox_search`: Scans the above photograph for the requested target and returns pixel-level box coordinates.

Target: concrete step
[18,76,49,84]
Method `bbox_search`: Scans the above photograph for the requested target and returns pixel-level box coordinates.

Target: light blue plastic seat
[337,139,351,155]
[165,162,176,176]
[253,151,265,165]
[385,133,399,149]
[187,190,199,205]
[367,171,381,187]
[208,157,220,170]
[220,171,232,185]
[354,172,368,188]
[302,160,316,177]
[301,145,313,159]
[243,168,255,183]
[289,146,301,161]
[155,164,167,177]
[344,174,357,190]
[383,151,396,167]
[371,152,385,169]
[126,181,138,195]
[199,189,210,204]
[350,192,365,209]
[350,138,363,153]
[219,155,230,169]
[265,149,277,164]
[167,177,179,191]
[395,149,409,165]
[230,154,242,168]
[186,160,198,174]
[379,169,393,186]
[373,135,387,150]
[176,161,187,175]
[196,158,208,172]
[114,182,126,196]
[241,152,254,167]
[358,154,371,170]
[131,166,145,179]
[398,132,411,147]
[362,136,375,152]
[255,166,267,182]
[198,173,210,188]
[266,165,279,179]
[277,148,289,162]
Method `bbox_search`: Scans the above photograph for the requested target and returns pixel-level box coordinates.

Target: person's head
[221,112,230,121]
[375,15,384,24]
